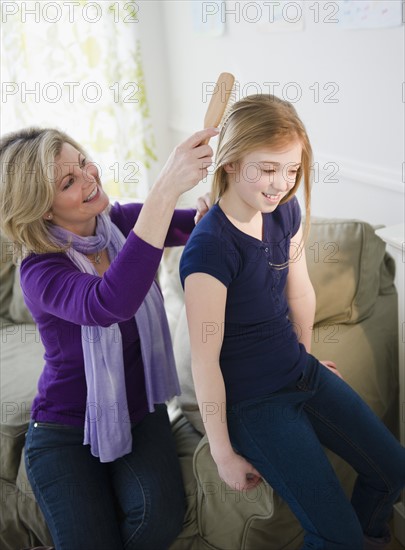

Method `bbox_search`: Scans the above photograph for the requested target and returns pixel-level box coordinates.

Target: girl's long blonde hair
[0,127,89,258]
[211,94,313,239]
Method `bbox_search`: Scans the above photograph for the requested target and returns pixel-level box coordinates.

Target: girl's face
[46,142,109,236]
[223,141,302,215]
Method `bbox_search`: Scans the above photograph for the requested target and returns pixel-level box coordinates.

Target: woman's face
[223,141,302,215]
[47,142,109,236]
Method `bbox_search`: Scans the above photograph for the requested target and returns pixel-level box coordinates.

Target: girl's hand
[215,450,262,491]
[155,128,218,200]
[194,192,212,224]
[320,360,343,379]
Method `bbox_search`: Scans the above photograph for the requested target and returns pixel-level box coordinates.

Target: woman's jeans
[25,404,185,550]
[227,354,405,550]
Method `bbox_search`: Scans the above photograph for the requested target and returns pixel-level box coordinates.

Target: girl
[180,94,405,549]
[0,125,217,550]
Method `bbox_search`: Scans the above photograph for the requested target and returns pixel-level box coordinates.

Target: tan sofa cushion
[0,233,16,323]
[0,324,44,482]
[305,219,386,325]
[0,478,34,550]
[9,265,34,324]
[0,233,34,324]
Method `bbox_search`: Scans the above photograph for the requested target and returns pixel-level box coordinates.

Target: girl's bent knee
[334,525,364,549]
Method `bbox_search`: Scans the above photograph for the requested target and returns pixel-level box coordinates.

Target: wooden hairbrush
[202,72,236,145]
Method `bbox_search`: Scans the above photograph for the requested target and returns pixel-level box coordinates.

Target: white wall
[140,0,404,227]
[135,2,172,194]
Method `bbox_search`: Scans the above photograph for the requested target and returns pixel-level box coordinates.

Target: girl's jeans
[227,354,405,550]
[25,404,185,550]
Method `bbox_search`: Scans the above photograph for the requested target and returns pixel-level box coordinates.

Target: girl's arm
[285,224,316,353]
[184,272,261,491]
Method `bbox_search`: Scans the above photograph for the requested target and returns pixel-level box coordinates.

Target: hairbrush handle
[201,72,235,145]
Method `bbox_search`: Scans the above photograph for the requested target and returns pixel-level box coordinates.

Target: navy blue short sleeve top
[180,196,308,404]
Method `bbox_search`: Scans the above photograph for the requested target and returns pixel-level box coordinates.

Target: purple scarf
[49,212,180,462]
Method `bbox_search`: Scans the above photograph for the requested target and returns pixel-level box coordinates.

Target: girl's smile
[220,141,302,222]
[262,192,283,204]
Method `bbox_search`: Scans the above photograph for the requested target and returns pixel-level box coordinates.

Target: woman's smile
[83,186,100,203]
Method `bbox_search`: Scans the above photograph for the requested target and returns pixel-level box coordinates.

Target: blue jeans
[25,404,185,550]
[227,354,405,550]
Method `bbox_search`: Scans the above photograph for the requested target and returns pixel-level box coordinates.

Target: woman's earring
[47,214,52,220]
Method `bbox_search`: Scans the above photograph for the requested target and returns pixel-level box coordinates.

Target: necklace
[90,251,102,264]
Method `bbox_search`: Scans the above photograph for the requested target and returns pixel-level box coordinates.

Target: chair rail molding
[312,154,403,195]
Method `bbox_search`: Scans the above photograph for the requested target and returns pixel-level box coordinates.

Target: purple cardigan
[20,202,195,427]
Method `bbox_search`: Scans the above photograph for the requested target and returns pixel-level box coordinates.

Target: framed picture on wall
[338,0,403,30]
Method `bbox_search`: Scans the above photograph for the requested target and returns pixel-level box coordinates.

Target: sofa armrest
[192,436,274,549]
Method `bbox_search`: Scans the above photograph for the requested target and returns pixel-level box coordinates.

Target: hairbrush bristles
[202,72,236,145]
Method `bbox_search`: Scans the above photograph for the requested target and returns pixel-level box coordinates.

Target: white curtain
[1,0,156,198]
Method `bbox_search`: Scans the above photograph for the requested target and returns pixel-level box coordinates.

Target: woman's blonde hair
[211,94,313,239]
[0,127,89,258]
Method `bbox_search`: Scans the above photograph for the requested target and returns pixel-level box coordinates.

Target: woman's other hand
[194,192,212,224]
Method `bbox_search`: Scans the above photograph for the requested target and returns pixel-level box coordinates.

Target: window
[1,1,156,198]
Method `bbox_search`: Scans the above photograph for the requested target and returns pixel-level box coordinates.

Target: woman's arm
[163,193,213,246]
[165,209,196,247]
[285,224,316,353]
[184,272,261,491]
[110,203,196,247]
[112,192,212,247]
[134,129,217,249]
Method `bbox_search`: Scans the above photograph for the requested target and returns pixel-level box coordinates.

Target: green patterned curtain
[1,0,156,198]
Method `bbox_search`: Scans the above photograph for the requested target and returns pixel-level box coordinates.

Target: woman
[180,94,405,549]
[0,125,218,550]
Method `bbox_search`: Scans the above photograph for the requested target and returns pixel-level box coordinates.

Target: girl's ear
[223,162,237,174]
